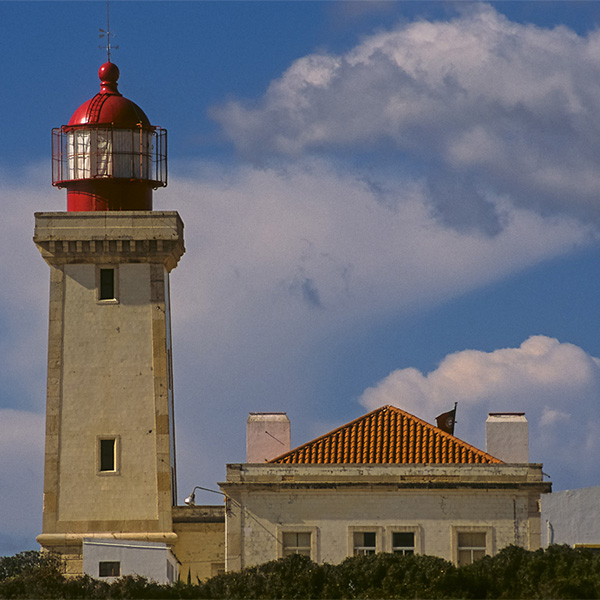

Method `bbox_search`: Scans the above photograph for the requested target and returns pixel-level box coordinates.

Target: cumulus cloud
[360,335,600,489]
[212,5,600,224]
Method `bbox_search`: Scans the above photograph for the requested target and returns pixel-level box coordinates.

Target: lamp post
[184,485,227,506]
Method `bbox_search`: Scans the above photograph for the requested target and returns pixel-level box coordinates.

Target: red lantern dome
[52,63,167,211]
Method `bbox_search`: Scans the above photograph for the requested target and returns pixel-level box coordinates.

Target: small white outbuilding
[82,538,179,584]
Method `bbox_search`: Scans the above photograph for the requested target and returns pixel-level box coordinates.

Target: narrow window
[457,532,486,566]
[282,532,311,557]
[99,268,115,300]
[99,561,120,577]
[353,531,377,556]
[392,532,415,555]
[99,438,116,472]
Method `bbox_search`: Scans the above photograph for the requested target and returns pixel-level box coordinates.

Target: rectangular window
[354,532,377,556]
[457,532,486,566]
[99,438,116,472]
[99,268,115,300]
[392,531,415,555]
[282,532,311,557]
[99,561,120,577]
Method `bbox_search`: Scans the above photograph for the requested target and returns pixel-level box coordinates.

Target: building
[82,539,179,584]
[221,406,551,570]
[541,486,600,549]
[34,60,551,583]
[34,61,187,583]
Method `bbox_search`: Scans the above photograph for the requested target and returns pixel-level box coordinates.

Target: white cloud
[0,167,55,414]
[212,5,600,221]
[360,335,600,489]
[541,407,571,428]
[167,160,593,329]
[0,169,55,555]
[0,409,44,555]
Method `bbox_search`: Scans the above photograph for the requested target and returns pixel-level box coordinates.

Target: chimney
[486,412,529,463]
[246,413,291,463]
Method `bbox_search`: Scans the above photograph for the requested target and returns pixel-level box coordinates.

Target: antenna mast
[99,1,118,62]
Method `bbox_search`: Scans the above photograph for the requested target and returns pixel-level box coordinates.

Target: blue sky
[3,0,600,556]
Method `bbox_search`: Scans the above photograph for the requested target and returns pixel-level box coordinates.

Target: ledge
[33,211,185,271]
[37,531,178,547]
[172,505,225,523]
[220,480,552,493]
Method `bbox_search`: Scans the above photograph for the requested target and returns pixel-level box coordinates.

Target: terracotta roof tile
[269,405,502,465]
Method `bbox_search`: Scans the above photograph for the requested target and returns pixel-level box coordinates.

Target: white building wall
[232,488,530,567]
[83,538,179,584]
[222,463,548,570]
[542,486,600,547]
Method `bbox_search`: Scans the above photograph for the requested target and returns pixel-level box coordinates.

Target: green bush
[457,544,600,599]
[0,551,67,599]
[196,554,325,599]
[0,551,62,581]
[322,553,458,599]
[2,545,600,599]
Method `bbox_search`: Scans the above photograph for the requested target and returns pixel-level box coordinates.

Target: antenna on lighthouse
[99,1,118,62]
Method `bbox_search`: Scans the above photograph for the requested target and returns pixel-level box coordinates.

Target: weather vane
[99,1,118,62]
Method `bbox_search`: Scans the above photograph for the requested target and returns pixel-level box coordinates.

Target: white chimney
[246,412,291,463]
[486,412,529,463]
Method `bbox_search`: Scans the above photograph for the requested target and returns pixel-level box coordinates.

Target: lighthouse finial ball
[99,62,120,94]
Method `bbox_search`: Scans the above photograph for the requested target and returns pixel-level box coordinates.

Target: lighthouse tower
[34,63,184,577]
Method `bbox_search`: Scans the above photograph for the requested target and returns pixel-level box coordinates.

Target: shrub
[198,554,326,599]
[322,553,458,599]
[3,545,600,599]
[0,551,62,581]
[457,544,600,599]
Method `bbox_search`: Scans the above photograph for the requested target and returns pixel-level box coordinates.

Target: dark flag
[436,403,457,435]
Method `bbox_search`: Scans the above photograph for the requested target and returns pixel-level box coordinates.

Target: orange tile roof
[269,405,502,465]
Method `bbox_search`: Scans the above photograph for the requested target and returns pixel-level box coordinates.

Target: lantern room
[52,62,167,211]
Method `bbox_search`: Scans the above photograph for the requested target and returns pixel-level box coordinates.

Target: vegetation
[2,545,600,599]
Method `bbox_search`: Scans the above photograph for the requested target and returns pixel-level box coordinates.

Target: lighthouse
[34,62,184,579]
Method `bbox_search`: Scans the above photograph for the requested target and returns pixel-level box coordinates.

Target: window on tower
[99,268,115,300]
[99,438,117,473]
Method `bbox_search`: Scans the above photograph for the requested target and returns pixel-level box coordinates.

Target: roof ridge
[268,404,502,465]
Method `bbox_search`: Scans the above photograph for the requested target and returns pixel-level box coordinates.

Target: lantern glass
[53,126,167,188]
